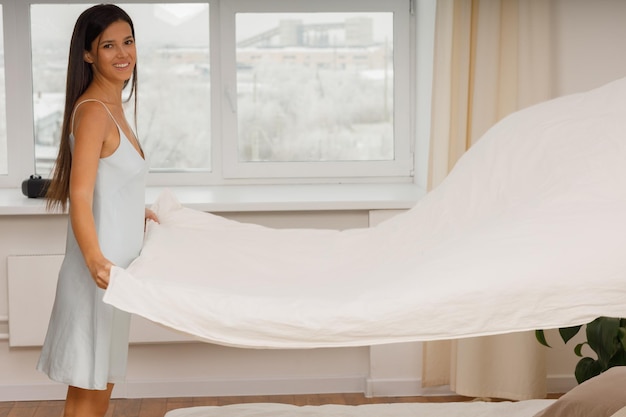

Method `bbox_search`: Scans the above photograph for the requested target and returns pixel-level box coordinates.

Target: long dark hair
[46,4,137,211]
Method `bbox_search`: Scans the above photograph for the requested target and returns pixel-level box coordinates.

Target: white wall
[550,0,626,96]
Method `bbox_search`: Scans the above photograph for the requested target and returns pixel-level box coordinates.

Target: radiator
[7,254,192,347]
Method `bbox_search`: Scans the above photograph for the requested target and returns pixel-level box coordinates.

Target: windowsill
[0,183,426,216]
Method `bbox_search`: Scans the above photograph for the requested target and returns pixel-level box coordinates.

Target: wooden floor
[0,392,564,417]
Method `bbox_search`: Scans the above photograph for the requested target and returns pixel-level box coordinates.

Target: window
[221,0,413,180]
[2,0,429,188]
[30,3,211,177]
[232,11,396,172]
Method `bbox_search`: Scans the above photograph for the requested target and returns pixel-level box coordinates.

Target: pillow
[533,366,626,417]
[611,406,626,417]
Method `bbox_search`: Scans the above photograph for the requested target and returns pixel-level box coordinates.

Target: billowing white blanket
[104,77,626,348]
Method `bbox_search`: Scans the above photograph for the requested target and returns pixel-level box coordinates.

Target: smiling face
[84,19,136,85]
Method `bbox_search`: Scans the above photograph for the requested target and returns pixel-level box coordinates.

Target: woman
[37,5,157,417]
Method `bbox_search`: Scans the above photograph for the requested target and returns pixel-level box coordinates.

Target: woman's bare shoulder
[71,96,120,157]
[72,98,114,132]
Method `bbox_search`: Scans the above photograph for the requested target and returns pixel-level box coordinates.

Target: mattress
[104,76,626,349]
[164,400,556,417]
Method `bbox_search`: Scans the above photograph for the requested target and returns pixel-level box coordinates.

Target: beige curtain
[423,0,554,400]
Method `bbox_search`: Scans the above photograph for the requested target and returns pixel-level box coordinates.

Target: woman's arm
[69,103,116,289]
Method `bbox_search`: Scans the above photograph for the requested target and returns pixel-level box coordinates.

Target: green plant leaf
[608,349,626,368]
[574,357,603,384]
[559,325,582,344]
[535,330,550,347]
[574,342,586,357]
[586,317,621,368]
[536,317,626,385]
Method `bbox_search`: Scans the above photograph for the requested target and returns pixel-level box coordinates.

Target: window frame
[0,0,430,189]
[219,0,414,181]
[1,0,36,188]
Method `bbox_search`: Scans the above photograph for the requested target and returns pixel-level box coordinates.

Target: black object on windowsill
[22,174,51,198]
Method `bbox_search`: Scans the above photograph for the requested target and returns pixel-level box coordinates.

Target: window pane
[30,3,211,177]
[0,5,7,176]
[236,12,393,163]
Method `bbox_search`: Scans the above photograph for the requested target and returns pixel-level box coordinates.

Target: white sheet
[164,400,556,417]
[104,77,626,349]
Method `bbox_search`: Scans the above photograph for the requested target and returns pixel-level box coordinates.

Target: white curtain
[423,0,554,400]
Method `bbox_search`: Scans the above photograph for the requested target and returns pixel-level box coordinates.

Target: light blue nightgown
[37,99,147,390]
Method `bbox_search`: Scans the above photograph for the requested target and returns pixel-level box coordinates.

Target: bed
[103,76,626,349]
[164,366,626,417]
[165,399,556,417]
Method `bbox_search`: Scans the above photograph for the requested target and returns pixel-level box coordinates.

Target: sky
[30,4,210,46]
[29,3,392,47]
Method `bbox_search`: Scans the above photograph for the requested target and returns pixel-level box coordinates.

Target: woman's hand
[145,208,159,225]
[87,257,114,290]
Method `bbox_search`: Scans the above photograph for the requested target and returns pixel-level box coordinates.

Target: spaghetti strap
[69,98,143,158]
[70,99,119,135]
